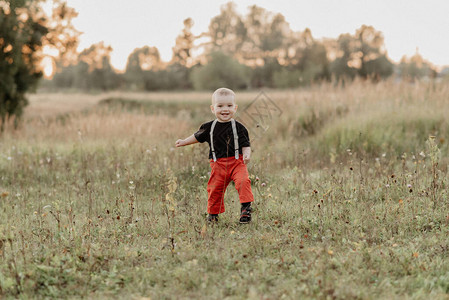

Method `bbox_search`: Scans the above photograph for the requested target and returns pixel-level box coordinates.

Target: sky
[63,0,449,71]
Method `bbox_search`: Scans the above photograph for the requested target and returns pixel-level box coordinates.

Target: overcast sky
[64,0,449,71]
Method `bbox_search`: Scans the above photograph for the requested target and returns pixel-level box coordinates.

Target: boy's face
[211,94,237,122]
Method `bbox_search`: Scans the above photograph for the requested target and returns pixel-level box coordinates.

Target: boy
[175,88,254,224]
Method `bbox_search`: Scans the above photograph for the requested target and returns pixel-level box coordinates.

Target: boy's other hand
[243,154,250,164]
[175,139,185,147]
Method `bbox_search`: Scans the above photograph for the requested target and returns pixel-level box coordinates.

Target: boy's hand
[175,139,185,147]
[243,154,250,164]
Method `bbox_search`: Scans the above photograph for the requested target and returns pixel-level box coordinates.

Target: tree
[398,51,436,81]
[76,42,120,90]
[286,28,330,85]
[330,26,393,81]
[0,0,79,131]
[207,2,247,56]
[125,46,162,89]
[243,5,291,64]
[329,34,358,80]
[354,25,391,78]
[43,0,80,74]
[190,51,250,90]
[171,18,195,67]
[0,0,48,131]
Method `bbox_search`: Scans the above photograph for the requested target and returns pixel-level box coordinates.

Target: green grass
[1,82,449,299]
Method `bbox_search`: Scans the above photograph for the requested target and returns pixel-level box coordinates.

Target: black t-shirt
[194,120,251,159]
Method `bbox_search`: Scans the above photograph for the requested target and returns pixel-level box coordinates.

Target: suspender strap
[210,119,239,162]
[231,119,239,159]
[210,119,218,162]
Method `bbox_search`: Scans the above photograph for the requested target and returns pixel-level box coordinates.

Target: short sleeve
[194,122,210,143]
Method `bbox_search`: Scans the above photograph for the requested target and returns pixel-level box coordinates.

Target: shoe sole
[239,220,251,224]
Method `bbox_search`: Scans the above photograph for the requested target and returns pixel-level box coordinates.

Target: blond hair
[212,87,235,104]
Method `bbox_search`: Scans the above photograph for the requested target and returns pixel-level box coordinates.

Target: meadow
[1,81,449,299]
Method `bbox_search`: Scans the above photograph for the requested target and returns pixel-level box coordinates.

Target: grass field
[1,81,449,299]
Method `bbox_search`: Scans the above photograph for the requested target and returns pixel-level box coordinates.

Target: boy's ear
[210,105,214,112]
[235,104,238,111]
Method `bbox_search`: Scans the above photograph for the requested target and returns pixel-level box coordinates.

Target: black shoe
[207,214,218,223]
[239,206,252,224]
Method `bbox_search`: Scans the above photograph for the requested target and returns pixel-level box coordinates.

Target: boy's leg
[230,159,254,205]
[230,159,254,223]
[207,161,231,214]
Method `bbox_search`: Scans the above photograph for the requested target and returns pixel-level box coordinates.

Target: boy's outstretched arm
[242,147,251,164]
[176,134,199,147]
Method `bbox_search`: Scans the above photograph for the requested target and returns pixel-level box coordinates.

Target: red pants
[207,157,254,214]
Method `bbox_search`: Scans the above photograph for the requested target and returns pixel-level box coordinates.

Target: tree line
[42,2,441,92]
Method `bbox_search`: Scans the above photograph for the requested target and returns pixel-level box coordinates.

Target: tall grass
[1,80,449,298]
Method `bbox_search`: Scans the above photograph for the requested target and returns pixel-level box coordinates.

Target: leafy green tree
[171,18,195,67]
[330,26,393,81]
[243,5,291,64]
[0,0,79,130]
[77,42,120,90]
[44,0,80,73]
[398,51,436,81]
[190,51,250,90]
[125,46,161,89]
[0,0,48,131]
[329,33,358,80]
[207,2,247,56]
[250,57,281,88]
[364,55,393,80]
[287,28,330,85]
[354,25,392,78]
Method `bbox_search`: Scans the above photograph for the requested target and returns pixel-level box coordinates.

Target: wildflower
[385,184,390,188]
[419,151,426,158]
[407,184,412,188]
[261,182,266,187]
[255,176,260,181]
[129,181,135,190]
[1,192,9,198]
